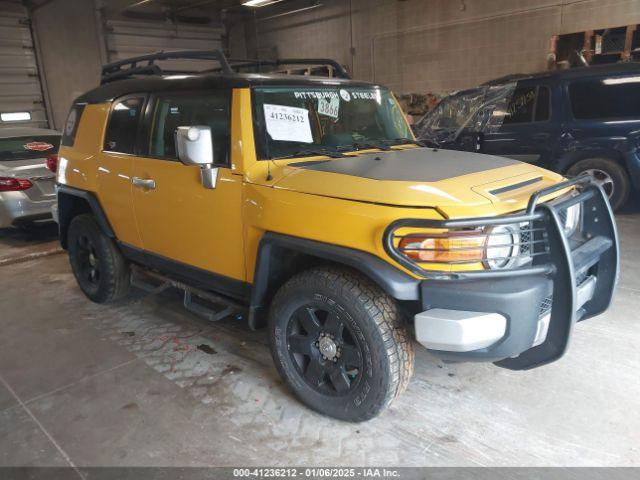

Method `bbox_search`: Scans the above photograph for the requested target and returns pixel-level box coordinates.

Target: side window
[104,96,145,154]
[569,78,640,120]
[534,86,551,122]
[149,92,231,165]
[61,103,86,147]
[503,86,536,125]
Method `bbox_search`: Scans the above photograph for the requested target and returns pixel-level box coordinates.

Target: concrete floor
[0,208,639,468]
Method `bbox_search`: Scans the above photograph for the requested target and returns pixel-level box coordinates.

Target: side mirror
[176,126,213,166]
[175,126,218,189]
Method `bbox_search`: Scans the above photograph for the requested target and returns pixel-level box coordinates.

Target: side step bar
[130,265,244,322]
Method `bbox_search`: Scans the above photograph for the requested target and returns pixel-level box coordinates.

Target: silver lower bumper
[415,275,598,354]
[415,309,507,352]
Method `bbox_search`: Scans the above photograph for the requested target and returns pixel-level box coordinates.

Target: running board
[130,265,243,322]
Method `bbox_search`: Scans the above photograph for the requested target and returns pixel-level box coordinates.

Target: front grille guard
[384,175,620,370]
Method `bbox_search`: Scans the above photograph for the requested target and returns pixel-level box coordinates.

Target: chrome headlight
[562,203,581,237]
[484,224,521,270]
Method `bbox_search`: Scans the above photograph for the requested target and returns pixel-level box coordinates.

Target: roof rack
[100,49,350,84]
[215,57,350,79]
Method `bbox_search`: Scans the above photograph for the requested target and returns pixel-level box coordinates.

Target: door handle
[132,177,156,190]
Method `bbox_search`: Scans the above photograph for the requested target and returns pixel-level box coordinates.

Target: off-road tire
[268,266,414,422]
[67,214,130,303]
[567,157,630,211]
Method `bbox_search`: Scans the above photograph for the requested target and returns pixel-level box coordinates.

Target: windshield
[414,82,517,146]
[252,86,413,159]
[0,135,60,161]
[422,90,487,130]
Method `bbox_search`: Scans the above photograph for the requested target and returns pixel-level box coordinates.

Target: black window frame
[501,84,552,126]
[139,89,233,167]
[102,93,149,156]
[534,85,552,122]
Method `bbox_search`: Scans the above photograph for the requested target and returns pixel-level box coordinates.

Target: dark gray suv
[415,62,640,211]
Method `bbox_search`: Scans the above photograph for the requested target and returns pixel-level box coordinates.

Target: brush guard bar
[383,176,619,369]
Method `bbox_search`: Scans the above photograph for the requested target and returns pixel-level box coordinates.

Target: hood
[269,147,564,212]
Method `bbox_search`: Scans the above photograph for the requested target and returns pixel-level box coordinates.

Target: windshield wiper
[353,141,392,151]
[334,142,391,152]
[272,147,346,160]
[381,138,427,148]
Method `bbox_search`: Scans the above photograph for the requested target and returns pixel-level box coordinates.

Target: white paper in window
[263,104,313,143]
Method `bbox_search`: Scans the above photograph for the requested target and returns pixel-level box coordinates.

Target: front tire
[67,214,130,303]
[268,266,414,422]
[566,158,630,211]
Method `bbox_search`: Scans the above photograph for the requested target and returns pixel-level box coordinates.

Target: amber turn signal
[398,232,487,264]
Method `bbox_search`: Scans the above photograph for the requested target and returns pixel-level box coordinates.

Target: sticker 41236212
[263,104,313,143]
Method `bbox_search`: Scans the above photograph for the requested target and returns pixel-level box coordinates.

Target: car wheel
[268,266,414,422]
[566,158,630,211]
[67,213,130,303]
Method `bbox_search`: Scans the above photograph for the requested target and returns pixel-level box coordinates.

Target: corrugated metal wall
[0,4,48,130]
[105,19,224,72]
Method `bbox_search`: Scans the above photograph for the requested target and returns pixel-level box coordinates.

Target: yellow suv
[56,51,619,421]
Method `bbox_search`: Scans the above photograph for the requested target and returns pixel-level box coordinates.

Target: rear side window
[569,78,640,120]
[148,92,231,165]
[503,86,536,124]
[61,104,86,147]
[502,85,551,124]
[104,96,145,154]
[0,135,60,161]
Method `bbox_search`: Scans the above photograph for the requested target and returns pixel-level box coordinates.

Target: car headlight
[562,203,581,237]
[396,224,529,270]
[484,224,521,270]
[398,230,486,264]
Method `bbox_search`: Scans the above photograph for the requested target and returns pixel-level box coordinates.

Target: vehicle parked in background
[414,63,640,211]
[57,50,618,422]
[0,127,60,228]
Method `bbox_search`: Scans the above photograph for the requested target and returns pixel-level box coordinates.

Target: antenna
[266,161,273,181]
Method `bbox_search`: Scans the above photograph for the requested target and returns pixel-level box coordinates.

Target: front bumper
[0,191,55,228]
[385,176,619,370]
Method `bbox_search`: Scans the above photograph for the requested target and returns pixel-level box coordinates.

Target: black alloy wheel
[269,266,414,422]
[287,304,364,396]
[67,214,131,304]
[74,233,101,289]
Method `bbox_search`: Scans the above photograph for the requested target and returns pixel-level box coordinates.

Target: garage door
[105,19,224,73]
[0,5,48,130]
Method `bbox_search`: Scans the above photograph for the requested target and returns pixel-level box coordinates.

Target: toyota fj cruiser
[56,51,619,422]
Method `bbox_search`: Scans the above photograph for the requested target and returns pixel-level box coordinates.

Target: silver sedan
[0,127,60,228]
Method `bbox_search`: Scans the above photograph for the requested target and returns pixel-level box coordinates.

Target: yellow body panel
[131,159,245,280]
[59,87,570,285]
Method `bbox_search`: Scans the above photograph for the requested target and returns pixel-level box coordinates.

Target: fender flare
[248,232,421,329]
[57,184,115,248]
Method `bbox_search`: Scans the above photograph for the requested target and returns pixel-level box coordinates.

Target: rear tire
[268,266,414,422]
[67,214,130,303]
[566,158,630,211]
